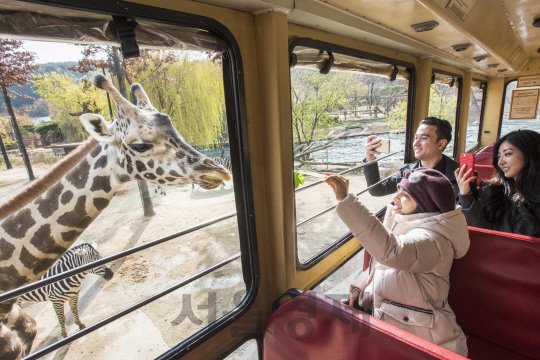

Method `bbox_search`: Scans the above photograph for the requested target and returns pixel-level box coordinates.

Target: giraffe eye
[130,143,153,152]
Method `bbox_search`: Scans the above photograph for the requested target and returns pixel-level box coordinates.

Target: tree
[32,72,110,142]
[429,85,458,126]
[291,69,350,145]
[0,39,39,180]
[379,83,406,115]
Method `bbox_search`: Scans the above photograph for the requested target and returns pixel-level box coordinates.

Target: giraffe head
[79,75,231,189]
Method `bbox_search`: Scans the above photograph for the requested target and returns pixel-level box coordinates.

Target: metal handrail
[297,173,394,227]
[23,253,242,360]
[0,211,237,303]
[295,150,403,193]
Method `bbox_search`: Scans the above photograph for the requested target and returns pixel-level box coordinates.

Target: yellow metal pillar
[413,57,433,130]
[456,72,472,155]
[254,10,296,298]
[480,77,505,147]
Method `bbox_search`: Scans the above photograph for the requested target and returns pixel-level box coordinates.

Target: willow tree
[32,72,110,142]
[125,51,225,148]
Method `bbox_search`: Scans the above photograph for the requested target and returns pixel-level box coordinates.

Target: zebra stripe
[210,157,232,173]
[18,242,113,338]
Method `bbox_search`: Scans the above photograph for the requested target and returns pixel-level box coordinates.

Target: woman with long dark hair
[455,130,540,237]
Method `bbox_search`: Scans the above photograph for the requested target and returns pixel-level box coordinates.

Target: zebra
[18,242,113,338]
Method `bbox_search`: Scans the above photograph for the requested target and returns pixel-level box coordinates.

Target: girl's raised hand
[454,165,477,195]
[323,173,349,201]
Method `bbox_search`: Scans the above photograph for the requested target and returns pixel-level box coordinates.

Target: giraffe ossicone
[0,74,231,358]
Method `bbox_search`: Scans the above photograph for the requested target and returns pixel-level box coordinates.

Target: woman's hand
[324,173,349,202]
[348,284,361,309]
[454,165,477,195]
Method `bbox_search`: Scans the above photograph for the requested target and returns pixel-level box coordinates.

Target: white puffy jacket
[337,194,470,357]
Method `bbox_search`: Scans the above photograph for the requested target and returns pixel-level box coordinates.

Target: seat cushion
[466,334,535,360]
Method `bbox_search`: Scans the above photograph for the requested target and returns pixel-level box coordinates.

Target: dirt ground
[0,160,397,360]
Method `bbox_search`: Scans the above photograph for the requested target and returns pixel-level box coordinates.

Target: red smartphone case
[460,153,475,179]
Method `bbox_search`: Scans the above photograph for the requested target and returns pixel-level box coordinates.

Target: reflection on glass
[500,81,540,137]
[291,65,408,263]
[429,84,459,157]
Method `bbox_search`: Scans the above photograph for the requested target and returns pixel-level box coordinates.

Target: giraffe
[0,74,231,359]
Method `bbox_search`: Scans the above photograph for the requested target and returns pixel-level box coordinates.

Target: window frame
[217,334,263,360]
[17,1,259,358]
[430,69,463,159]
[466,79,488,153]
[497,79,518,139]
[290,38,415,271]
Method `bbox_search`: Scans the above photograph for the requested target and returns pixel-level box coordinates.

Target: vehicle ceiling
[195,0,540,78]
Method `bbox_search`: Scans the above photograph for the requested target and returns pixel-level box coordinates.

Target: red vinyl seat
[264,227,540,359]
[473,144,495,182]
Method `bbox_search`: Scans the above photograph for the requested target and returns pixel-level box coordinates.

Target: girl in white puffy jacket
[324,167,469,357]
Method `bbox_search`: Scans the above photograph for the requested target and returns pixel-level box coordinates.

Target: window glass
[291,47,410,264]
[429,78,459,157]
[311,249,365,302]
[0,16,247,359]
[465,83,485,151]
[222,339,260,360]
[500,80,540,137]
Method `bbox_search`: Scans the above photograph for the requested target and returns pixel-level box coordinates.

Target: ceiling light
[498,69,507,73]
[473,55,488,62]
[411,21,439,32]
[451,43,471,52]
[487,63,499,68]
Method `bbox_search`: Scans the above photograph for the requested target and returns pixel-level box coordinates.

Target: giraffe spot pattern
[104,144,108,150]
[126,164,134,174]
[0,238,15,262]
[169,170,182,178]
[61,230,82,242]
[147,159,154,168]
[90,176,112,193]
[156,167,164,176]
[158,179,165,184]
[176,151,185,159]
[165,177,176,182]
[35,182,64,219]
[169,138,179,148]
[126,154,132,165]
[30,224,65,255]
[93,198,110,211]
[1,209,36,239]
[136,161,147,172]
[134,174,143,181]
[19,247,57,275]
[90,144,103,158]
[117,174,131,183]
[66,159,91,189]
[0,265,29,291]
[94,155,108,169]
[57,196,93,229]
[144,173,156,180]
[61,191,73,205]
[187,156,198,165]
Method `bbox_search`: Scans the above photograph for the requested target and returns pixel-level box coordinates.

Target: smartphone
[460,153,475,179]
[373,139,390,154]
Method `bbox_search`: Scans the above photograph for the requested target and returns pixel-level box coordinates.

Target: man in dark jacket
[364,117,461,198]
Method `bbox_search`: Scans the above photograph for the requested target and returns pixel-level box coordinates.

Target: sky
[22,40,89,63]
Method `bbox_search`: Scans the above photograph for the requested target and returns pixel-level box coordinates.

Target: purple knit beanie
[397,167,456,213]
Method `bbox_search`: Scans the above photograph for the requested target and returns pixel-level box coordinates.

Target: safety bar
[0,211,237,303]
[297,173,393,227]
[295,150,403,193]
[23,253,241,360]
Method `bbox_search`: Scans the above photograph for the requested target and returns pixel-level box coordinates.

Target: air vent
[473,55,488,62]
[538,48,540,54]
[498,69,508,73]
[451,43,471,52]
[533,17,540,28]
[487,63,499,68]
[411,21,439,32]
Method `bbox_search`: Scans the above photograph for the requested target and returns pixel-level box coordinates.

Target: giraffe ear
[80,114,114,143]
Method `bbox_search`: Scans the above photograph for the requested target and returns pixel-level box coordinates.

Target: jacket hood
[386,205,470,259]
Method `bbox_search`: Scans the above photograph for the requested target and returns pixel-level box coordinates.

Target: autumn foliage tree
[0,39,39,179]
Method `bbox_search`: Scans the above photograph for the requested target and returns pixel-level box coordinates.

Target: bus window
[290,42,413,266]
[429,72,462,158]
[465,80,487,151]
[220,338,261,360]
[500,80,540,137]
[0,4,256,359]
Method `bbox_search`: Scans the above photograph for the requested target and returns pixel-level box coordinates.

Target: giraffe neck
[0,143,125,293]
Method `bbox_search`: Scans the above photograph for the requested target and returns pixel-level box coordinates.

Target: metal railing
[4,151,402,359]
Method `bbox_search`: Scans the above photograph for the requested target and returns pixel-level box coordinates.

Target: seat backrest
[474,144,494,166]
[264,291,466,360]
[448,227,540,359]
